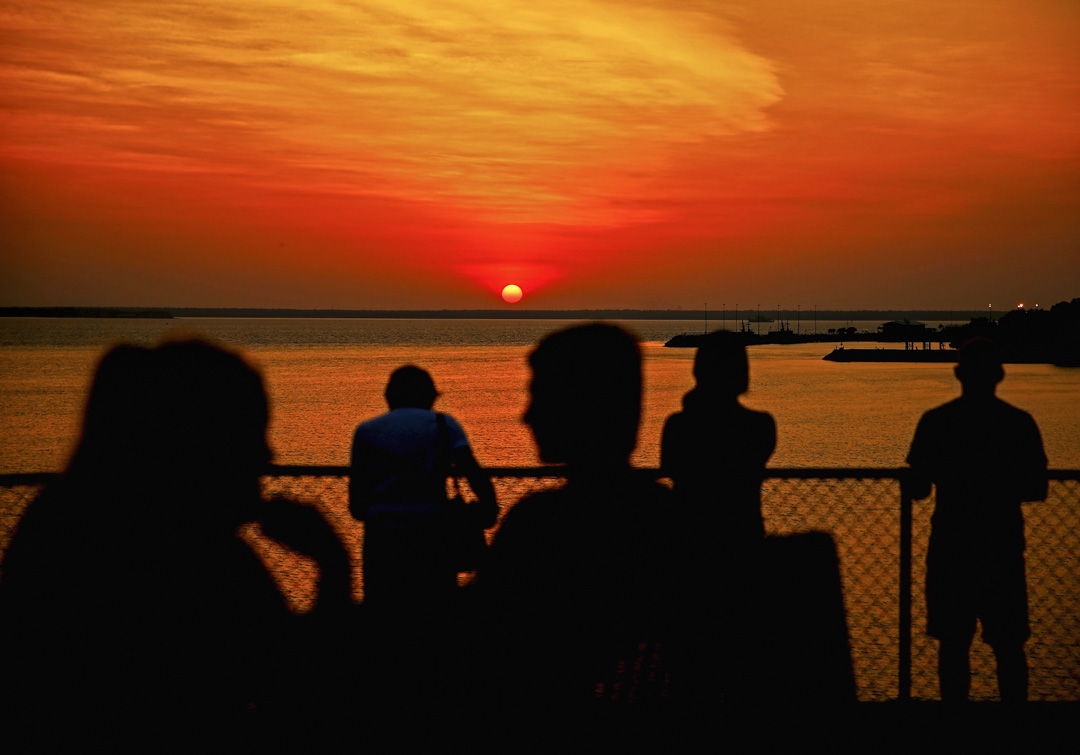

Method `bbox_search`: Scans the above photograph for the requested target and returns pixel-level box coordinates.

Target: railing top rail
[0,472,60,485]
[3,466,1078,484]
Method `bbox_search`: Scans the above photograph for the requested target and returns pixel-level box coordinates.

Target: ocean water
[0,317,1077,473]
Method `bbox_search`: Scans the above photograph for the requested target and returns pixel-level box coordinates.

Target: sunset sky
[2,0,1078,309]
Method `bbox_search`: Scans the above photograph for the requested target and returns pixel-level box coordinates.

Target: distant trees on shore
[947,298,1080,366]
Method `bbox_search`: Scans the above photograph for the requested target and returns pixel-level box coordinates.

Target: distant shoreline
[0,306,990,321]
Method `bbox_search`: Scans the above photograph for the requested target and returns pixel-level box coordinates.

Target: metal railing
[2,466,1077,702]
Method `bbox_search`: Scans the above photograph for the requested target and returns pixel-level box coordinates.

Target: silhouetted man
[479,324,680,703]
[907,338,1047,702]
[350,365,496,609]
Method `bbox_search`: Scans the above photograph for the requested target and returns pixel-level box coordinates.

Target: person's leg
[991,642,1028,702]
[938,635,973,701]
[927,543,976,702]
[982,553,1030,702]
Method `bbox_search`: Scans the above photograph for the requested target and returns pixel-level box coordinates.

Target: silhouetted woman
[0,339,350,723]
[661,330,776,548]
[660,330,776,700]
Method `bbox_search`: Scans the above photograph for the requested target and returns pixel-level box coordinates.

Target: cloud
[0,0,783,224]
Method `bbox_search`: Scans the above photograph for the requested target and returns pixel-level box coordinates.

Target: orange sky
[2,0,1078,309]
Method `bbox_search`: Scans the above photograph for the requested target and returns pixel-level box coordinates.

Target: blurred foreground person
[907,338,1047,702]
[0,339,351,725]
[478,323,680,704]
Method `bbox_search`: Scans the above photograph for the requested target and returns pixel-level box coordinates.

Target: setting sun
[501,284,523,304]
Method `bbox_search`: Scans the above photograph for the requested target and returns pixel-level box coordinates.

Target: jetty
[823,347,956,363]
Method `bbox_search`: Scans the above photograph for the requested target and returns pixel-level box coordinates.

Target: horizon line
[0,305,1013,316]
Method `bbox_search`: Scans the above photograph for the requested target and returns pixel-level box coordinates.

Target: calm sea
[1,317,1078,473]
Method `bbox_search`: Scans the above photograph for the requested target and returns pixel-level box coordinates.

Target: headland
[665,298,1080,367]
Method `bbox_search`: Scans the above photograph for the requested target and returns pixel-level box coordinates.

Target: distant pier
[822,347,956,363]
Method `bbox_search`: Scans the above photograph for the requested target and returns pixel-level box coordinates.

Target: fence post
[898,473,913,702]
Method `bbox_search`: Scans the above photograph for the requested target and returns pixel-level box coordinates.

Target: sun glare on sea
[501,284,523,303]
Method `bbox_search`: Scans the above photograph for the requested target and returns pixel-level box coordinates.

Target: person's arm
[660,413,695,483]
[762,412,777,466]
[1018,468,1049,503]
[659,415,678,479]
[904,416,934,501]
[259,496,354,613]
[349,438,376,521]
[1015,416,1048,503]
[451,445,499,529]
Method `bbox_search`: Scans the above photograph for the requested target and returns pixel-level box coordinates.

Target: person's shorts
[925,546,1030,645]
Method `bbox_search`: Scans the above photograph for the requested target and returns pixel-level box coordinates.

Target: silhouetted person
[0,339,351,726]
[347,366,497,712]
[660,331,856,704]
[907,337,1047,702]
[350,365,496,609]
[477,324,680,704]
[661,330,776,547]
[659,330,776,699]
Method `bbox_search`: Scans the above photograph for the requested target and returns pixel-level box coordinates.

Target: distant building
[879,320,928,340]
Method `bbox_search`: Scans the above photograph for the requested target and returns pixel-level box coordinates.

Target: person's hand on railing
[901,468,931,502]
[450,446,498,529]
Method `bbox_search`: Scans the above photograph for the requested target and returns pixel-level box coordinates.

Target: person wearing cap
[350,365,497,610]
[907,337,1047,702]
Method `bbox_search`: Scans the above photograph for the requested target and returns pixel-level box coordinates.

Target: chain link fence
[2,469,1076,702]
[762,475,903,702]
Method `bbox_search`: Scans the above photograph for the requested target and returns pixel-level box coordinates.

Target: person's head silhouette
[140,339,272,525]
[385,365,439,410]
[524,323,641,466]
[68,344,155,481]
[955,337,1004,398]
[693,330,750,399]
[153,339,270,470]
